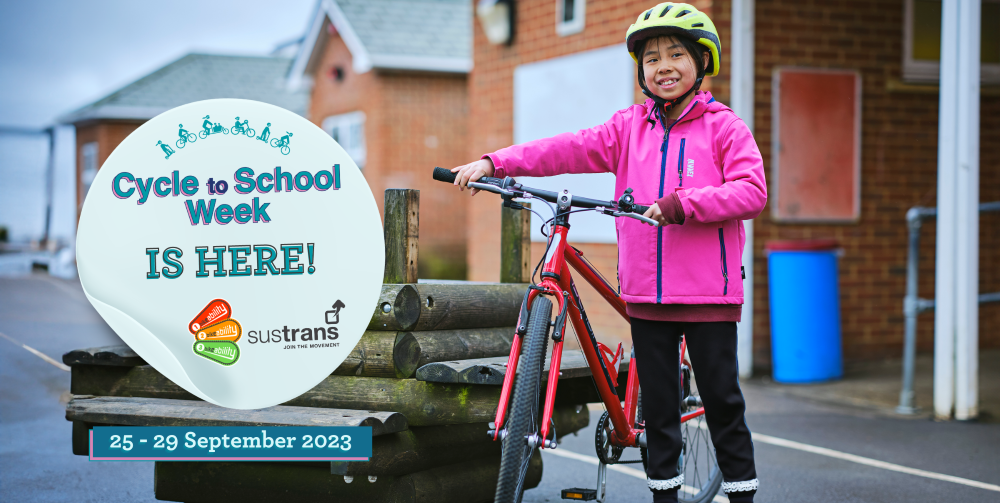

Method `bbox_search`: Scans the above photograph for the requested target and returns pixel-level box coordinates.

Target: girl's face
[641,36,708,103]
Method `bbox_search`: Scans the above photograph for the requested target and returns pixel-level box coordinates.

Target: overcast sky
[0,0,315,245]
[0,0,315,128]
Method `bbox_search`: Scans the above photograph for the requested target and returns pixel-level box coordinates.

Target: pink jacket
[486,91,767,306]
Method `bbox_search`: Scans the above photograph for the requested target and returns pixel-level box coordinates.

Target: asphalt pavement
[0,274,155,502]
[2,274,999,503]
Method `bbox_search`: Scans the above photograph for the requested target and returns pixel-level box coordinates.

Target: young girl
[452,3,764,502]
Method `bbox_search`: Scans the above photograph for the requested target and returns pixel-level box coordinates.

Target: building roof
[59,54,309,124]
[288,0,472,88]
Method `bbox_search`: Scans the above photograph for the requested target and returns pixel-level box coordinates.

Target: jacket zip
[656,104,696,303]
[676,138,686,188]
[718,227,729,295]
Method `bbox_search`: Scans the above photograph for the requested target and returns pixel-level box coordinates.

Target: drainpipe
[731,0,755,379]
[935,0,980,421]
[952,0,980,422]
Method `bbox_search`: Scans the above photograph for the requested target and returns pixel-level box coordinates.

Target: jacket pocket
[718,227,729,295]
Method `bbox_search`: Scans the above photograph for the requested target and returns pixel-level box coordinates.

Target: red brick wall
[469,0,998,367]
[308,27,471,278]
[750,0,1000,367]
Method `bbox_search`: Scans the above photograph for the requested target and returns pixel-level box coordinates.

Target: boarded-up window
[772,68,861,222]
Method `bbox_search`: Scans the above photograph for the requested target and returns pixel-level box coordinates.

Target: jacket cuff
[656,192,685,225]
[482,153,505,179]
[675,189,695,222]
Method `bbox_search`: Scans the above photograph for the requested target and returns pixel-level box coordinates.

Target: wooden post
[500,203,531,283]
[383,189,419,284]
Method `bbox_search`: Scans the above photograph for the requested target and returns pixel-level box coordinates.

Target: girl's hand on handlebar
[450,159,495,195]
[643,204,669,226]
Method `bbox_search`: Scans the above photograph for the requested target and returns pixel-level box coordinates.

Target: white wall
[513,44,634,243]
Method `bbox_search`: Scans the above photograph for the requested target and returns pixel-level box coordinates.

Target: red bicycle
[433,168,722,503]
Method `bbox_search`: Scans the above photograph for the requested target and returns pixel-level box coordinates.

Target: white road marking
[752,432,1000,493]
[688,420,1000,493]
[541,448,730,502]
[0,331,71,371]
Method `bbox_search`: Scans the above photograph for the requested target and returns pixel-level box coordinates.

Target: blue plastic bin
[766,240,843,383]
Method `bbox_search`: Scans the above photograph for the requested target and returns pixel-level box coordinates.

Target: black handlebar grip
[633,204,650,215]
[432,167,458,183]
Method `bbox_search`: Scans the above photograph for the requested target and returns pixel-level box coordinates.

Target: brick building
[288,0,473,278]
[464,0,999,370]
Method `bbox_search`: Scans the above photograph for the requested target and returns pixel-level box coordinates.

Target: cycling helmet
[626,3,721,117]
[626,3,720,76]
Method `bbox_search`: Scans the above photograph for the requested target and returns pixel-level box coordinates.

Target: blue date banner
[90,426,371,461]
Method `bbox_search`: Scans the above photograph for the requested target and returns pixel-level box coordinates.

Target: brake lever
[468,181,512,196]
[596,206,660,227]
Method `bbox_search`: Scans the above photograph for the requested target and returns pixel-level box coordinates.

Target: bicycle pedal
[561,488,597,500]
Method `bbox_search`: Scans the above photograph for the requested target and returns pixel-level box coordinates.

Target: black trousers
[630,318,757,497]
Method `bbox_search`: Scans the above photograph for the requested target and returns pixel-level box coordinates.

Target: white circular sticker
[77,99,384,409]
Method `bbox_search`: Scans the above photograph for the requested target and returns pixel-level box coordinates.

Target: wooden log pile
[63,189,624,503]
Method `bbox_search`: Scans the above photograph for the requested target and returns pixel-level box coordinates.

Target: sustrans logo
[245,300,344,345]
[686,159,695,177]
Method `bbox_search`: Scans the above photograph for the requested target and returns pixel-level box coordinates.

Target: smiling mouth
[657,78,679,88]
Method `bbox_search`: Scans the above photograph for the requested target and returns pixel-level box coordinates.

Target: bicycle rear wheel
[638,365,722,502]
[677,371,723,502]
[495,295,551,503]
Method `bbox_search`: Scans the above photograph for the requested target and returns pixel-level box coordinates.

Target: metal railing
[897,201,1000,414]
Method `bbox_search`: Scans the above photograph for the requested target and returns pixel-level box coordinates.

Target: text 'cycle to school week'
[76,99,385,410]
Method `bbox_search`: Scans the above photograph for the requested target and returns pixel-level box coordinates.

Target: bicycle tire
[637,361,722,502]
[638,386,648,471]
[677,360,723,503]
[495,295,551,503]
[246,128,255,137]
[187,133,197,143]
[270,138,281,148]
[175,138,185,149]
[281,145,290,155]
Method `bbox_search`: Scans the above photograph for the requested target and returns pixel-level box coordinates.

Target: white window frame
[903,0,1000,83]
[322,111,367,169]
[81,142,99,200]
[556,0,586,37]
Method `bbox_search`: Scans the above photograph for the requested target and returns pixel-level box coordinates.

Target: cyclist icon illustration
[176,124,197,149]
[232,117,255,137]
[270,131,292,155]
[257,123,271,142]
[156,141,175,159]
[200,115,213,138]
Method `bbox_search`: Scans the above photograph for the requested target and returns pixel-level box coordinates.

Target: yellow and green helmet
[625,2,721,77]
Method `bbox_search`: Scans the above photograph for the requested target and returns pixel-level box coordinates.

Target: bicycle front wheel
[280,145,290,155]
[246,128,255,137]
[495,295,551,503]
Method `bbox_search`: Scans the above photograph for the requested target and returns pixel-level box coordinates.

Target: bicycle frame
[492,220,706,449]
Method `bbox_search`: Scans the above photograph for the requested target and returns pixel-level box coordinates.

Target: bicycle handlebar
[432,167,657,226]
